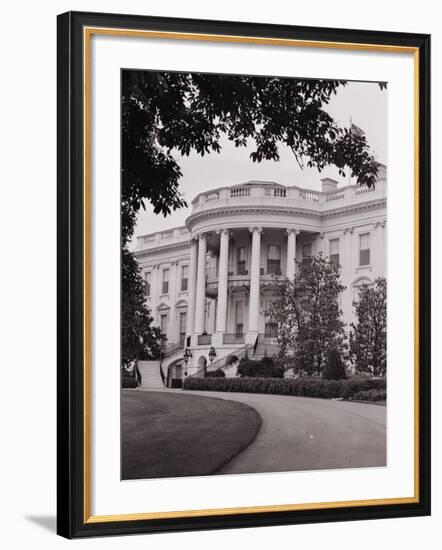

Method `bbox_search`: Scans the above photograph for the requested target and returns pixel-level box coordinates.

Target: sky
[131,79,387,244]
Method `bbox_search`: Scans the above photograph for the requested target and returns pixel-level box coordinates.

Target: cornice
[134,241,191,259]
[185,199,386,229]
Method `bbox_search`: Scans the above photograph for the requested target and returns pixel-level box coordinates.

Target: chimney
[321,177,338,193]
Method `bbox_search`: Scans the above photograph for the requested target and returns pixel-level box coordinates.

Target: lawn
[121,390,262,480]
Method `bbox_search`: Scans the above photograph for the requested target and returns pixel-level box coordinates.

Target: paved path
[183,390,386,474]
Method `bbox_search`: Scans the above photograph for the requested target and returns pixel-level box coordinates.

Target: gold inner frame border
[82,26,420,524]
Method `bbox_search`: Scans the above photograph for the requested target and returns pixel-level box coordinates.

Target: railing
[264,187,286,197]
[206,191,219,201]
[230,187,251,198]
[223,333,245,344]
[197,334,212,345]
[299,189,320,201]
[189,180,384,214]
[326,190,345,201]
[354,184,375,195]
[164,342,183,357]
[206,345,249,372]
[258,333,280,344]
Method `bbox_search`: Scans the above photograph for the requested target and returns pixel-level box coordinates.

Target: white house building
[134,165,386,381]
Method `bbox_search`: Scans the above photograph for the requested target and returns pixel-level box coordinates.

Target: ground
[185,390,386,474]
[121,389,262,479]
[122,389,386,480]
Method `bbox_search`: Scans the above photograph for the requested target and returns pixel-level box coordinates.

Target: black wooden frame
[57,11,431,539]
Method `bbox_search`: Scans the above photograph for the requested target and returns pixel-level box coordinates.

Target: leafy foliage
[121,247,164,363]
[237,356,284,378]
[205,368,226,378]
[121,71,382,363]
[122,70,381,245]
[267,254,347,376]
[349,277,387,376]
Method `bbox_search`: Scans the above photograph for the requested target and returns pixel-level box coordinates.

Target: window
[144,272,151,297]
[179,312,187,345]
[237,247,247,275]
[235,301,244,336]
[359,233,371,266]
[267,245,281,275]
[160,314,168,336]
[181,265,188,291]
[162,268,169,294]
[329,239,340,269]
[302,243,312,261]
[265,322,278,338]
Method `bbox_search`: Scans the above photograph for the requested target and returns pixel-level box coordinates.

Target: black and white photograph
[120,69,388,481]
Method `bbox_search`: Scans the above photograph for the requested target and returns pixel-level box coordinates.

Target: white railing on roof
[354,184,375,195]
[264,187,286,197]
[206,191,219,201]
[230,187,251,198]
[299,190,320,201]
[326,190,345,201]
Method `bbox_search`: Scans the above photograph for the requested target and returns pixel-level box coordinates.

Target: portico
[187,225,302,347]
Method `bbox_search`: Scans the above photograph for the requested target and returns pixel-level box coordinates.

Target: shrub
[237,357,284,378]
[183,376,386,399]
[206,368,226,378]
[352,389,387,402]
[122,376,138,388]
[322,348,347,380]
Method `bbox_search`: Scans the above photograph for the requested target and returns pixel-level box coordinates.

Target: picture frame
[57,10,431,538]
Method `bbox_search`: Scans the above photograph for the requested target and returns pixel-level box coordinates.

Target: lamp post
[183,347,192,377]
[208,346,217,364]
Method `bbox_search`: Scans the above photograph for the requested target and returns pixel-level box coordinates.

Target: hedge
[121,376,138,388]
[352,389,387,402]
[183,376,386,399]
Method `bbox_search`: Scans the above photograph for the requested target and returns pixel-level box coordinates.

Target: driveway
[183,390,386,474]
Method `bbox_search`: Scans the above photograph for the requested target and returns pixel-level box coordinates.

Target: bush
[122,376,138,388]
[183,376,386,399]
[352,389,387,402]
[237,357,284,378]
[322,348,347,380]
[205,368,226,378]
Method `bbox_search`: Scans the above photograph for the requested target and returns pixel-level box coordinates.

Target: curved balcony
[189,180,384,217]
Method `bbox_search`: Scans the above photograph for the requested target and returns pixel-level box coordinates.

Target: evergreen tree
[350,277,387,377]
[322,347,347,380]
[267,254,346,376]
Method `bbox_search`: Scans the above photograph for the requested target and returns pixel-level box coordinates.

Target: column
[247,227,262,343]
[194,233,207,335]
[168,261,178,343]
[286,229,299,279]
[186,238,198,337]
[342,227,354,323]
[215,229,230,338]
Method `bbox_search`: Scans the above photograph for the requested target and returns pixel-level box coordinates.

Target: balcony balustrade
[190,180,384,216]
[197,334,212,345]
[223,333,245,344]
